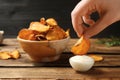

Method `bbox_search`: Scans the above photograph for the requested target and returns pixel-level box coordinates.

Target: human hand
[71,0,120,38]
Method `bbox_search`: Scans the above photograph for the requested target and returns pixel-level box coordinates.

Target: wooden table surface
[0,38,120,80]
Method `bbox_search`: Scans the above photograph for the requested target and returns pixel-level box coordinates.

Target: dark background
[0,0,120,38]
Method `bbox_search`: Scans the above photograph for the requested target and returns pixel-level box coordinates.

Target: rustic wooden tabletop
[0,38,120,80]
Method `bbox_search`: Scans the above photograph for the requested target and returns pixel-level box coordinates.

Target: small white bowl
[69,55,94,72]
[0,31,4,44]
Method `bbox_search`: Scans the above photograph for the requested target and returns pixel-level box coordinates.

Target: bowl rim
[17,36,70,43]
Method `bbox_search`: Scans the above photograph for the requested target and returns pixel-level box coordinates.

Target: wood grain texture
[0,68,120,79]
[0,54,120,67]
[1,38,120,53]
[0,38,120,80]
[0,38,120,67]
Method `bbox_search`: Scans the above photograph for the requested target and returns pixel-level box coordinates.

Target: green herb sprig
[98,36,120,47]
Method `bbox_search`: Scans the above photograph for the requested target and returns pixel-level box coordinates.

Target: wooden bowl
[17,37,70,62]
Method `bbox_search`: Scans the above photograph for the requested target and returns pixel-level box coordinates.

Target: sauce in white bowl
[69,55,94,72]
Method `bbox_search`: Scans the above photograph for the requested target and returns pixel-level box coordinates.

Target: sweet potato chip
[46,26,66,40]
[40,17,46,25]
[0,50,21,60]
[29,22,50,33]
[18,29,41,40]
[10,50,20,59]
[71,36,90,55]
[46,18,58,26]
[89,54,103,62]
[0,51,11,60]
[35,34,46,40]
[65,29,70,37]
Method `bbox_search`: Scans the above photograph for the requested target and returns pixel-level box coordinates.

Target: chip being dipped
[71,35,90,55]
